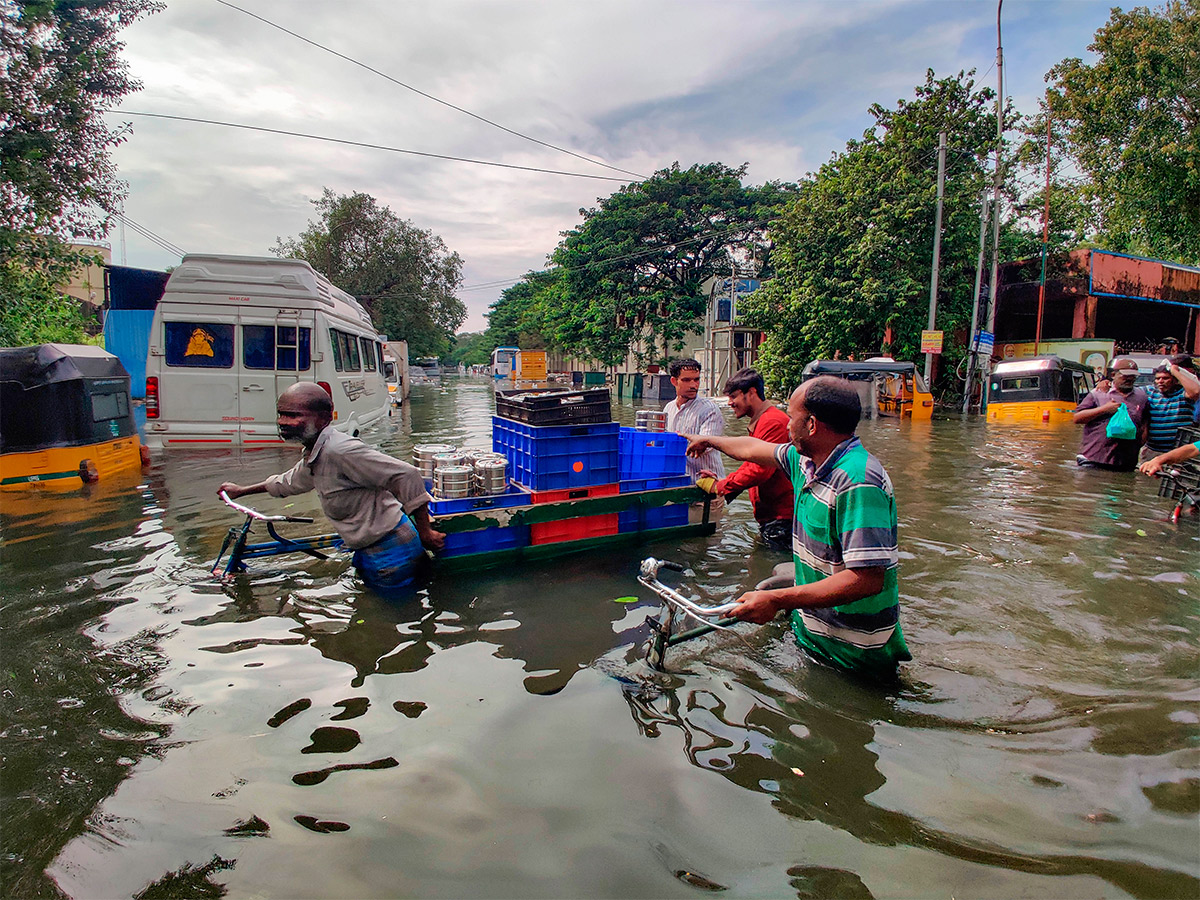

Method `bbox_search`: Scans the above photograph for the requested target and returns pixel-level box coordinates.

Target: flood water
[2,376,1197,899]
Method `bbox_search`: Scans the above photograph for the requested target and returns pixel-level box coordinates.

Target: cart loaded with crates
[212,387,714,578]
[1155,424,1200,525]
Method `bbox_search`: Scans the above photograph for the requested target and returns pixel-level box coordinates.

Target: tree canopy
[741,70,1020,393]
[273,189,466,359]
[484,163,794,366]
[1,0,161,346]
[1043,0,1199,264]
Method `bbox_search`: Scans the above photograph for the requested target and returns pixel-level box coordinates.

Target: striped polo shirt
[774,438,911,676]
[1146,386,1196,452]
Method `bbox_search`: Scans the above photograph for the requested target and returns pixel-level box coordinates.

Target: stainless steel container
[474,458,508,496]
[413,443,456,479]
[431,452,465,472]
[635,409,667,432]
[433,464,473,499]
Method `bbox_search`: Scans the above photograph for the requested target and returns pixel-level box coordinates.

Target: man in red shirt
[699,368,794,551]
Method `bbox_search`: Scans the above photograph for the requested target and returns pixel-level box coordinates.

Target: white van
[143,254,389,449]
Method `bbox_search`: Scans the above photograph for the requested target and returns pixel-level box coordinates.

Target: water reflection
[2,376,1196,899]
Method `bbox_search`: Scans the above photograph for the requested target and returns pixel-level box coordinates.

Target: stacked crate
[492,388,619,544]
[616,427,690,533]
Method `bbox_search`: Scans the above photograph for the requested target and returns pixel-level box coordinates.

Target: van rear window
[244,325,312,370]
[165,323,234,368]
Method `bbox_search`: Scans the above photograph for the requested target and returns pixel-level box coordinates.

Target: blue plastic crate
[428,482,531,516]
[617,501,690,533]
[440,524,531,558]
[618,474,693,493]
[492,417,619,491]
[618,427,688,480]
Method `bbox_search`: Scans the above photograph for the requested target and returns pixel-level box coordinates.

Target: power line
[213,0,647,181]
[112,211,186,257]
[108,110,632,182]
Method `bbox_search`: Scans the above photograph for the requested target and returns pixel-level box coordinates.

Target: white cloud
[104,0,1114,331]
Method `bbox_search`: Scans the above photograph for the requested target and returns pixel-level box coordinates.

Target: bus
[491,346,519,380]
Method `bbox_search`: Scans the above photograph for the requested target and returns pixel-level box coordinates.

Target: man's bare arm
[731,568,887,623]
[683,433,781,468]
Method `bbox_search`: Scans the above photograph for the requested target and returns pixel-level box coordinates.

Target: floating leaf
[612,596,641,604]
[1136,529,1147,537]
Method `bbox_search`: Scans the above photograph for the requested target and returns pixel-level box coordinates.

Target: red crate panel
[531,513,619,545]
[530,482,619,504]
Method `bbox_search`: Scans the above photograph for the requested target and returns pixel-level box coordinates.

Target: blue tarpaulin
[103,266,169,398]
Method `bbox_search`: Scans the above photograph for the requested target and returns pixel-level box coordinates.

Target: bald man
[686,376,910,678]
[219,382,444,593]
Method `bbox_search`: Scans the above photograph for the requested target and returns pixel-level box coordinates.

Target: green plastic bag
[1106,402,1137,440]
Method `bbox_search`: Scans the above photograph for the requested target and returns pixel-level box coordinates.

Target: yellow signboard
[518,350,547,381]
[920,330,944,354]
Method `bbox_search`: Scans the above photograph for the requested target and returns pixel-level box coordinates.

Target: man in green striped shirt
[685,376,911,678]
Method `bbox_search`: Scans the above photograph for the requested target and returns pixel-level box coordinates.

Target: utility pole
[981,0,1004,413]
[962,195,992,413]
[1034,103,1052,355]
[924,131,948,386]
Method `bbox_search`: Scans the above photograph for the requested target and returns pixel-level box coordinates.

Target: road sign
[974,331,994,353]
[920,330,944,354]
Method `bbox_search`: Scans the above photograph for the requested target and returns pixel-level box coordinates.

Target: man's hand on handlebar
[218,482,248,500]
[729,590,782,624]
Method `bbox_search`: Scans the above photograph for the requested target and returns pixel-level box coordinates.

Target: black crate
[495,387,612,426]
[1158,460,1200,501]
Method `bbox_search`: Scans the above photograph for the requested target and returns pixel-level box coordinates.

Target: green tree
[273,189,466,358]
[550,163,795,366]
[443,331,492,367]
[1,0,162,346]
[1043,1,1199,263]
[485,269,559,350]
[742,70,1016,394]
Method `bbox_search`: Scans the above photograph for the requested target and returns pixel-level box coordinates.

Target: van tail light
[317,381,332,398]
[146,377,159,418]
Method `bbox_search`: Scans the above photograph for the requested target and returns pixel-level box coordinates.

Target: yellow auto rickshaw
[986,356,1097,424]
[800,359,934,420]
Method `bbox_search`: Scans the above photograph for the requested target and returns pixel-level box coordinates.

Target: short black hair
[1153,364,1171,375]
[724,367,764,400]
[669,358,702,378]
[801,376,861,434]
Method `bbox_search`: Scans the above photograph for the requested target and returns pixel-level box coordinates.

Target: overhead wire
[108,110,631,182]
[213,0,647,180]
[112,211,186,257]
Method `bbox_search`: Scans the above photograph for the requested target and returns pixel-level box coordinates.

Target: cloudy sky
[105,0,1114,331]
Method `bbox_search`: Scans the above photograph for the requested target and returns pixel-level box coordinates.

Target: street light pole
[924,131,948,386]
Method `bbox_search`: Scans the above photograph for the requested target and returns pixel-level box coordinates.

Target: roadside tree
[1043,0,1199,264]
[273,189,466,359]
[1,0,162,346]
[742,70,1019,393]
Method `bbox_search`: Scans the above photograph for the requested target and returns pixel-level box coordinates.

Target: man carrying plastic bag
[1072,356,1149,471]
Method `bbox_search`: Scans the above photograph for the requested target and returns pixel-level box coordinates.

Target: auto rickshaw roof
[801,359,919,378]
[0,344,129,390]
[991,355,1095,375]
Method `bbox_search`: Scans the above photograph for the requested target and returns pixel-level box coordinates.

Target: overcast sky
[104,0,1114,332]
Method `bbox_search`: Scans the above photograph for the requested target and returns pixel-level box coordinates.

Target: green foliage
[485,269,559,350]
[547,163,796,366]
[273,189,466,358]
[1,0,162,241]
[443,331,492,367]
[742,70,1012,395]
[1,0,160,349]
[1043,1,1199,263]
[0,238,97,346]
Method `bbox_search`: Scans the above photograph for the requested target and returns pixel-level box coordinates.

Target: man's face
[277,402,323,443]
[786,388,814,452]
[672,367,701,402]
[1111,362,1139,393]
[1154,370,1178,393]
[726,388,753,418]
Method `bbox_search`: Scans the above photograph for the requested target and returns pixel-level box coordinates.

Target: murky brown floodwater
[2,376,1197,899]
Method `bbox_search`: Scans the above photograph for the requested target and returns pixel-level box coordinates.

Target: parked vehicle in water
[382,355,402,407]
[800,359,934,420]
[142,255,389,448]
[1,344,146,488]
[491,346,519,379]
[986,356,1098,424]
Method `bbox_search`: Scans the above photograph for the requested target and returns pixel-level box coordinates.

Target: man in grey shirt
[664,358,725,479]
[219,382,444,593]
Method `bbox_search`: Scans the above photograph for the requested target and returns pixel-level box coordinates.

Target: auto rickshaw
[986,355,1097,424]
[799,359,934,420]
[1,344,147,488]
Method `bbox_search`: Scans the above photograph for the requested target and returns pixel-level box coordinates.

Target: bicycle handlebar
[219,491,315,524]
